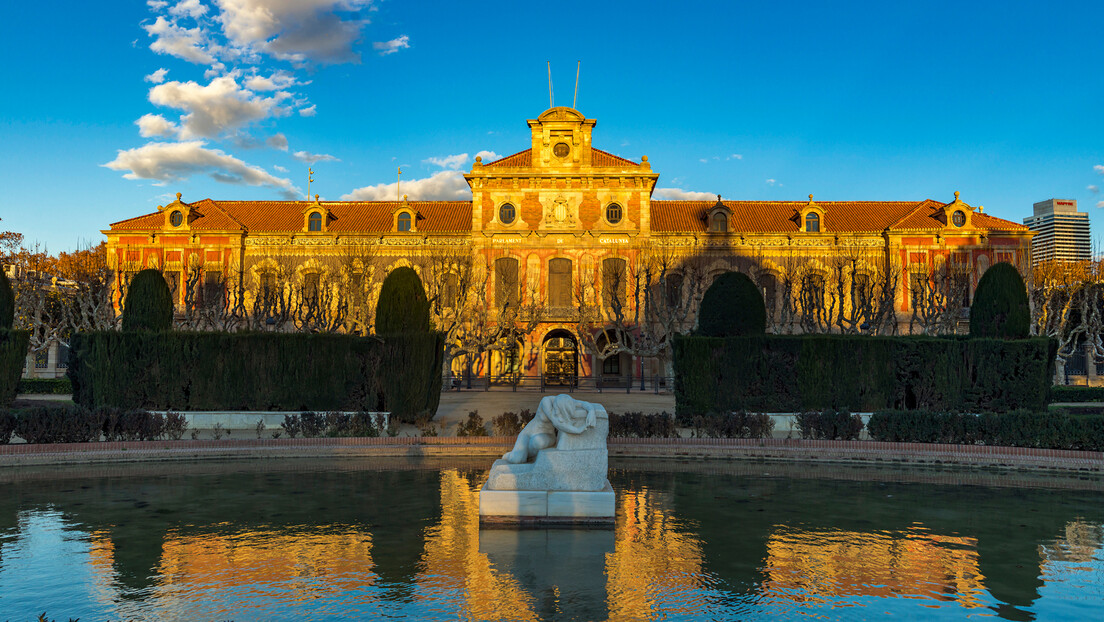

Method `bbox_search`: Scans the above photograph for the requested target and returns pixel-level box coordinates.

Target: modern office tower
[1024,199,1091,264]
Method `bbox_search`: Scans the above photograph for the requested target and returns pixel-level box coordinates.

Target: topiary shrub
[122,268,173,332]
[375,266,431,335]
[970,262,1029,339]
[0,270,13,330]
[697,271,766,337]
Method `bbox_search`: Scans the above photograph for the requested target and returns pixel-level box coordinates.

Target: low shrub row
[18,377,73,395]
[868,410,1104,451]
[0,405,187,444]
[675,335,1056,415]
[683,412,775,439]
[280,412,392,438]
[491,410,534,436]
[1050,386,1104,403]
[608,411,679,438]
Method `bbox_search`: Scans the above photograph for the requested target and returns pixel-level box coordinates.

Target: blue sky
[1,0,1102,252]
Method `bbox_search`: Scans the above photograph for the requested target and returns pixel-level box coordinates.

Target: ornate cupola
[941,191,975,230]
[302,194,331,233]
[798,194,825,233]
[159,192,192,230]
[706,195,732,233]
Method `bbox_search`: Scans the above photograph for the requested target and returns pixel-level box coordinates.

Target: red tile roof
[483,149,532,167]
[110,200,473,234]
[650,200,1028,234]
[481,147,638,168]
[591,148,639,167]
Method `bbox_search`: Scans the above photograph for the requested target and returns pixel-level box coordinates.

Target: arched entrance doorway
[542,329,578,386]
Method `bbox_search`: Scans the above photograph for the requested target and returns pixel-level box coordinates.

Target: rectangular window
[34,349,48,369]
[56,343,69,369]
[204,271,224,307]
[495,258,519,309]
[602,258,626,310]
[548,258,572,308]
[602,355,620,375]
[303,273,320,304]
[441,273,458,309]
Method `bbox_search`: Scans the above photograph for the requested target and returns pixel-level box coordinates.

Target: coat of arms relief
[540,194,578,229]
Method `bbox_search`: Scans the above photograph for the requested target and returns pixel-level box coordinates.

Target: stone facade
[103,106,1034,384]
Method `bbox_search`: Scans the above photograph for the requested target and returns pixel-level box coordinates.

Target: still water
[0,458,1101,621]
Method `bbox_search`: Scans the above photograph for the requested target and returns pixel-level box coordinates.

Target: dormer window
[308,212,323,232]
[805,212,820,232]
[301,196,329,233]
[951,210,966,227]
[170,210,183,227]
[397,212,412,232]
[710,212,728,232]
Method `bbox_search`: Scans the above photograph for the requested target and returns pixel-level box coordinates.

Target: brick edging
[0,436,1100,473]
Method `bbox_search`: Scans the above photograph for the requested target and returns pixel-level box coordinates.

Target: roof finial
[176,192,182,202]
[314,194,319,203]
[809,194,814,202]
[717,194,722,202]
[954,190,960,201]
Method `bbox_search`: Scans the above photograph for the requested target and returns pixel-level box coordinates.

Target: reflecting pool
[0,458,1102,621]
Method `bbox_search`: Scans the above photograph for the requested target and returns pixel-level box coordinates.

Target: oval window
[499,203,515,224]
[170,210,183,227]
[553,142,570,158]
[606,203,622,225]
[952,210,966,227]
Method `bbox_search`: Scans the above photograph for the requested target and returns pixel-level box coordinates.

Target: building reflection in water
[761,526,987,607]
[38,469,1104,620]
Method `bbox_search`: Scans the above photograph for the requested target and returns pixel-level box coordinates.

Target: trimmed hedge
[18,377,73,395]
[674,334,1056,415]
[122,269,173,332]
[1050,386,1104,403]
[67,331,443,422]
[0,405,187,444]
[970,262,1030,339]
[698,271,766,337]
[0,330,29,407]
[0,270,13,330]
[375,267,431,335]
[868,409,1104,451]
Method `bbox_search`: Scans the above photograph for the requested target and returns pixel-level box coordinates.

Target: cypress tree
[969,262,1029,339]
[375,266,431,334]
[0,270,13,330]
[697,271,766,337]
[122,269,173,332]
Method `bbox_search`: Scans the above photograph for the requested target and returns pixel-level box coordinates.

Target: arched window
[602,258,626,309]
[760,273,777,312]
[710,212,727,232]
[665,272,684,308]
[805,212,820,232]
[308,212,323,232]
[495,257,519,308]
[397,212,412,232]
[441,273,459,309]
[499,203,515,224]
[606,203,622,224]
[548,258,572,308]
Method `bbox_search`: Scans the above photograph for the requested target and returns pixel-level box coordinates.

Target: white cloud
[136,113,180,138]
[475,150,501,162]
[727,153,743,160]
[149,75,290,138]
[266,133,288,151]
[373,34,409,56]
[148,1,169,9]
[342,170,471,201]
[215,0,375,64]
[1098,201,1104,208]
[245,70,297,91]
[698,158,708,164]
[299,104,317,117]
[765,178,781,187]
[103,140,298,198]
[425,153,469,170]
[143,16,216,64]
[1090,185,1100,194]
[169,0,208,19]
[653,188,716,201]
[1095,164,1104,175]
[273,164,288,173]
[145,68,170,83]
[292,150,339,164]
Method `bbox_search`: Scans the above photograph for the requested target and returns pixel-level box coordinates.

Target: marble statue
[480,394,614,522]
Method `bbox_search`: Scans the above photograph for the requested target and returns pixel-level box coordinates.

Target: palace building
[104,107,1033,385]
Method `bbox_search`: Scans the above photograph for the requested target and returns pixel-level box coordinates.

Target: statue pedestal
[479,481,615,525]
